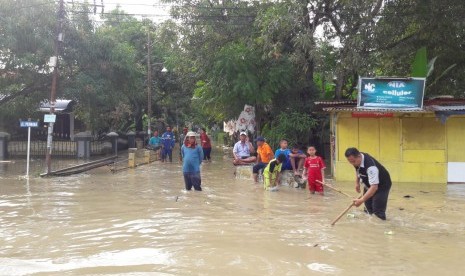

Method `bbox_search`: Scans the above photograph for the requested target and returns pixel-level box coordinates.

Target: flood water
[1,151,465,275]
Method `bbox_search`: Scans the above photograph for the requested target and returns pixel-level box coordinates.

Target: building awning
[315,97,465,114]
[39,99,75,113]
[321,107,429,113]
[431,105,465,123]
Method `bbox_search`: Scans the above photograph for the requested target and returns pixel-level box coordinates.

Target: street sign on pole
[19,120,39,178]
[20,121,39,128]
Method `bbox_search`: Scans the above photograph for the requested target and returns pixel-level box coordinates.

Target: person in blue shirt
[289,145,307,176]
[161,126,175,162]
[148,130,162,150]
[274,139,292,171]
[181,131,204,191]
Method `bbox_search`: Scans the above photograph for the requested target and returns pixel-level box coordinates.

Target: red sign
[351,112,394,118]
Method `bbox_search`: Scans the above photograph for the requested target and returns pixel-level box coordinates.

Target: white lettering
[387,81,406,88]
[382,90,412,96]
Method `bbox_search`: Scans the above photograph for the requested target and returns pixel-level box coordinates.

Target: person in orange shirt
[253,136,274,183]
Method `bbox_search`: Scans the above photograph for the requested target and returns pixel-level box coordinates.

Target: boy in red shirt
[303,146,326,195]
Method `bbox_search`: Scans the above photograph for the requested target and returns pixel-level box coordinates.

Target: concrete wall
[332,113,465,183]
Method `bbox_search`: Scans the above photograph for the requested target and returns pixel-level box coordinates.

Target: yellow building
[317,98,465,183]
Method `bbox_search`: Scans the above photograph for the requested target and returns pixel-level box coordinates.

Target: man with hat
[253,136,274,183]
[181,131,204,191]
[232,131,256,165]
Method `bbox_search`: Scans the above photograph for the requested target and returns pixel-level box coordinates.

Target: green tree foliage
[411,47,428,77]
[261,112,317,149]
[0,0,58,131]
[193,41,294,119]
[2,0,464,139]
[374,0,465,97]
[62,7,150,133]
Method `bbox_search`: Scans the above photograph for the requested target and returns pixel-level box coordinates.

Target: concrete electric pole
[45,0,64,173]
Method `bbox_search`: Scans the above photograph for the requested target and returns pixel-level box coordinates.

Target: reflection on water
[1,152,464,275]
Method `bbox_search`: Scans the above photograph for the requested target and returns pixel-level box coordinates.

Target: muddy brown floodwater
[1,152,465,275]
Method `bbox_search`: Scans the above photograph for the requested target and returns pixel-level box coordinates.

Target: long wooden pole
[331,202,355,226]
[331,194,363,226]
[316,180,352,198]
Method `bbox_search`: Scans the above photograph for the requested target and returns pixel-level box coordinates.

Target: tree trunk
[334,69,345,100]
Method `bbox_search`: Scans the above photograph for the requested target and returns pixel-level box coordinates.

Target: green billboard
[358,77,425,109]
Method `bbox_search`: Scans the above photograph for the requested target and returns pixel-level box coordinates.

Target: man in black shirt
[345,147,392,220]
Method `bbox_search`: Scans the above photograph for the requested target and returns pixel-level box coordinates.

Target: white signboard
[44,114,57,123]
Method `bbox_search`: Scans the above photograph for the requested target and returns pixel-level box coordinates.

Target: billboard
[358,77,426,109]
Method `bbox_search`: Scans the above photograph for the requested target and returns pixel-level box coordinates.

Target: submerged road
[1,152,465,275]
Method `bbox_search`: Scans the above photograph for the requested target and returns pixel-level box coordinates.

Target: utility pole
[147,27,152,137]
[45,0,64,173]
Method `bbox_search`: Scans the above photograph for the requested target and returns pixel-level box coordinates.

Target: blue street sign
[20,121,39,128]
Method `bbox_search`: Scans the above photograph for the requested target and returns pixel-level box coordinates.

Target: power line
[0,1,56,12]
[70,10,171,17]
[3,1,463,23]
[69,0,256,10]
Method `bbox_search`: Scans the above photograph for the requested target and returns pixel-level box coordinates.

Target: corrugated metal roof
[315,98,465,113]
[314,100,356,105]
[322,107,429,113]
[39,99,74,113]
[430,105,465,111]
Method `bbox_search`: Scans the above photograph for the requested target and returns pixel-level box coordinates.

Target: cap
[240,131,247,136]
[255,136,265,142]
[186,131,197,137]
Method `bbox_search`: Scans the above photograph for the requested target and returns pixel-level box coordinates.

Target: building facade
[317,98,465,183]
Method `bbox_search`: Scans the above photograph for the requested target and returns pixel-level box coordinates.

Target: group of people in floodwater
[149,127,392,220]
[232,131,326,193]
[148,126,212,163]
[232,131,392,220]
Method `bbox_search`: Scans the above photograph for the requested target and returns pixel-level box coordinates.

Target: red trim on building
[351,112,394,118]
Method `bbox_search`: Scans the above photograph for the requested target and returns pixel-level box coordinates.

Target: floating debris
[403,195,414,198]
[384,230,394,235]
[347,213,356,218]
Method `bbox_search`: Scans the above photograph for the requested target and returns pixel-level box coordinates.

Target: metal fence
[8,140,110,157]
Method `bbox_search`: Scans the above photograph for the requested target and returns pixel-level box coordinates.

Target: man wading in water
[345,147,392,220]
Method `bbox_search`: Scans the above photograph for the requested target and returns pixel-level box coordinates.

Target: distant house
[39,99,76,140]
[315,96,465,183]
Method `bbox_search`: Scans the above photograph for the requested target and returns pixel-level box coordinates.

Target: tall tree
[374,0,465,97]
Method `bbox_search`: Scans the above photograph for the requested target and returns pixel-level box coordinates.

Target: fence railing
[8,140,110,157]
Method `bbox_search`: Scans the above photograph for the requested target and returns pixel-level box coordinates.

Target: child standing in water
[200,128,212,162]
[181,131,204,191]
[263,153,287,191]
[303,146,326,195]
